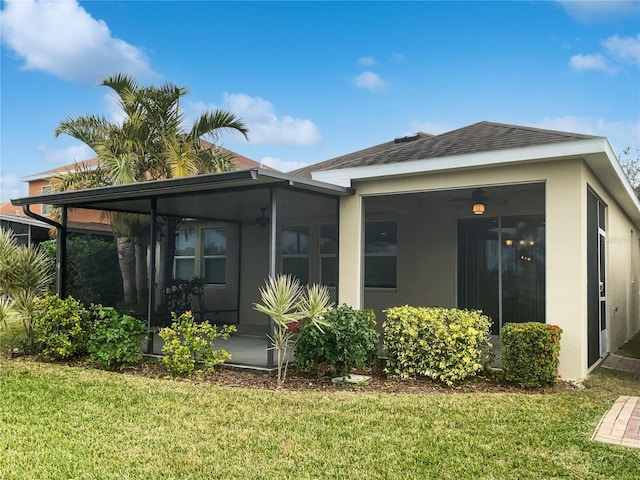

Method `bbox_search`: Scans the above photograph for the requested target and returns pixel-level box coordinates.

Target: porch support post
[146,198,157,355]
[338,194,363,308]
[546,160,587,380]
[56,206,68,298]
[267,187,277,369]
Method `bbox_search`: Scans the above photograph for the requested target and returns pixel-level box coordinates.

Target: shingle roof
[294,121,599,176]
[23,142,267,181]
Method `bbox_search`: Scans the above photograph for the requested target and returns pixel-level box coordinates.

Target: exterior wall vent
[394,133,420,144]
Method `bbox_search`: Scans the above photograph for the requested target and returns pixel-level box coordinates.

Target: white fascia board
[311,138,609,187]
[0,214,49,228]
[311,137,640,228]
[588,139,640,227]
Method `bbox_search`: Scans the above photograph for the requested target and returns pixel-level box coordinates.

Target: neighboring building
[3,144,265,243]
[11,121,640,380]
[0,200,50,245]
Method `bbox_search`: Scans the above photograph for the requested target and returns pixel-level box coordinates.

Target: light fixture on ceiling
[472,202,485,215]
[255,207,269,227]
[471,188,487,215]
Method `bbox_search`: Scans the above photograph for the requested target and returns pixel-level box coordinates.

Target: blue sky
[1,0,639,202]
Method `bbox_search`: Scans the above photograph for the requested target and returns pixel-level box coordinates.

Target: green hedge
[295,304,379,376]
[33,294,91,359]
[502,322,562,388]
[383,306,491,385]
[88,306,145,370]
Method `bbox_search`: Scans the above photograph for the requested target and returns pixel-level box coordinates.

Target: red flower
[287,320,300,334]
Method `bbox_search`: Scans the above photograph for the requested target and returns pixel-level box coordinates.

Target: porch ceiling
[11,168,353,222]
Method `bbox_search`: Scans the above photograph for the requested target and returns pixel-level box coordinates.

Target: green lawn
[616,329,640,359]
[1,359,638,479]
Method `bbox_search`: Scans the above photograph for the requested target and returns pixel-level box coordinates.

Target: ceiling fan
[255,207,270,226]
[450,188,507,215]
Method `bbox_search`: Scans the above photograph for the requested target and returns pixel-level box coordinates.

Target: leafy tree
[54,74,248,311]
[41,236,122,307]
[620,146,640,199]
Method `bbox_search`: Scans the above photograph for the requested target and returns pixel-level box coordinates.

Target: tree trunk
[134,236,148,313]
[155,217,178,314]
[116,236,137,310]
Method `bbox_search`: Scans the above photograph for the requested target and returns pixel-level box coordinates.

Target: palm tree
[54,74,249,311]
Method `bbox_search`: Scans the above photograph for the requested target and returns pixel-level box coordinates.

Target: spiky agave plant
[0,229,54,351]
[254,275,334,387]
[254,275,303,387]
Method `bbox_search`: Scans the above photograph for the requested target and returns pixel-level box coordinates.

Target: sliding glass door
[458,215,545,335]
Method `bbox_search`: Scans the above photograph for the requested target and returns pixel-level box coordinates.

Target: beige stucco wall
[337,157,639,380]
[582,166,640,355]
[238,192,340,332]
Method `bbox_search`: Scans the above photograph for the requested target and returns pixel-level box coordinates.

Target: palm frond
[190,110,249,143]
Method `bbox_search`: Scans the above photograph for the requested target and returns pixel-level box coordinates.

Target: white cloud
[259,156,310,173]
[0,172,26,202]
[102,93,127,125]
[569,53,612,72]
[603,34,640,66]
[570,34,640,73]
[0,0,154,83]
[558,0,640,23]
[409,121,456,135]
[187,94,322,146]
[354,71,387,92]
[535,116,640,156]
[358,56,376,66]
[37,144,95,165]
[390,53,404,63]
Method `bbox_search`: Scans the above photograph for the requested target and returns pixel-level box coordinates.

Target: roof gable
[295,121,598,176]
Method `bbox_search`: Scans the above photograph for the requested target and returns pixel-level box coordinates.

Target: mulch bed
[5,354,578,394]
[122,359,578,395]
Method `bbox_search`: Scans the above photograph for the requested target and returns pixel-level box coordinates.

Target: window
[320,224,337,287]
[202,228,227,285]
[365,221,397,289]
[41,185,52,216]
[174,227,197,280]
[281,225,309,283]
[173,225,227,285]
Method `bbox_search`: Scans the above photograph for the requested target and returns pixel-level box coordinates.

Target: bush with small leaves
[159,311,236,377]
[502,322,562,388]
[295,305,379,377]
[383,306,492,385]
[33,294,91,359]
[88,306,146,370]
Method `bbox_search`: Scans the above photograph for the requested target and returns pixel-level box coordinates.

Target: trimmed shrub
[383,306,491,385]
[88,306,145,370]
[33,294,91,359]
[502,322,562,388]
[295,305,379,376]
[159,311,236,376]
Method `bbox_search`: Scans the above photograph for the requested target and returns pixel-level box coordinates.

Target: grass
[0,359,638,479]
[616,329,640,359]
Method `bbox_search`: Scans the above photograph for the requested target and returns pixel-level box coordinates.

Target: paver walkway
[601,353,640,375]
[592,396,640,448]
[592,354,640,448]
